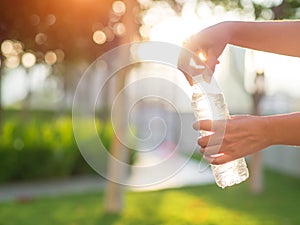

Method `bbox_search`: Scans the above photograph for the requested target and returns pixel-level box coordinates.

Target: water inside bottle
[191,90,249,188]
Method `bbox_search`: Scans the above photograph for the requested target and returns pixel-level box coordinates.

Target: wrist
[263,115,280,146]
[222,21,236,45]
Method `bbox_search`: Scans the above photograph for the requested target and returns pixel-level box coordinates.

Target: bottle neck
[192,77,222,95]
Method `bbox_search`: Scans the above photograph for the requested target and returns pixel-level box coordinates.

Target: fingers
[194,119,230,165]
[204,154,235,165]
[178,38,217,85]
[200,145,223,156]
[185,37,219,73]
[205,53,219,73]
[193,120,212,131]
[180,52,216,83]
[198,134,223,148]
[193,120,227,133]
[178,48,208,86]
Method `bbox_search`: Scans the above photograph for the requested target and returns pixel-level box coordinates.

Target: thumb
[193,120,213,131]
[205,52,219,73]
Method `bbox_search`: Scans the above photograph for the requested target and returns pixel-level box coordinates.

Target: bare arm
[181,20,300,76]
[270,112,300,146]
[229,21,300,58]
[180,20,300,163]
[194,113,300,165]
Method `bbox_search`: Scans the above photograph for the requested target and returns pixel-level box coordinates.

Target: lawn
[0,170,299,225]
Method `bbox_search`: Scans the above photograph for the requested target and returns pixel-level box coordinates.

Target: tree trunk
[0,54,4,125]
[249,72,265,194]
[249,151,263,194]
[104,67,130,213]
[104,0,140,213]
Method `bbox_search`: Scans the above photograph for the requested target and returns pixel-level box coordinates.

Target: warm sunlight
[141,0,300,99]
[147,1,254,45]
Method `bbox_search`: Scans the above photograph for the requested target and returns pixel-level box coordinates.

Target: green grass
[0,170,299,225]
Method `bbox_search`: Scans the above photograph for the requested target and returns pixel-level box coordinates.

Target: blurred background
[1,0,300,225]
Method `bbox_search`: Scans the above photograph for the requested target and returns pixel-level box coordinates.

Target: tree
[1,0,141,213]
[0,0,124,113]
[249,71,265,194]
[0,0,119,59]
[103,0,140,213]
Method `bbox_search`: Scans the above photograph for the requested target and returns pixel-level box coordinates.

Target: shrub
[0,112,136,183]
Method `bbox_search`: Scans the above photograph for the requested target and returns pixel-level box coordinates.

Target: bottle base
[211,158,249,189]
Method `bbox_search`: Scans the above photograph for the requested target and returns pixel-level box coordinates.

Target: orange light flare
[198,51,207,62]
[48,0,116,23]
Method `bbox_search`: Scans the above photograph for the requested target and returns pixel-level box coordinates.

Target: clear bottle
[191,76,249,189]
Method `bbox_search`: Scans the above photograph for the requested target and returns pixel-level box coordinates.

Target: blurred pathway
[0,153,215,202]
[128,150,215,191]
[0,175,105,202]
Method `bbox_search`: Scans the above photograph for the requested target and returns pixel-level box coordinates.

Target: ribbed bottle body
[191,86,249,188]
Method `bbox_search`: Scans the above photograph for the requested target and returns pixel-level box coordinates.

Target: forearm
[227,21,300,57]
[266,112,300,146]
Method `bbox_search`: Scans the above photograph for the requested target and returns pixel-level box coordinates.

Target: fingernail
[193,122,198,130]
[203,155,213,164]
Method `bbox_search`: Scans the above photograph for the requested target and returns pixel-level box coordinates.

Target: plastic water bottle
[191,75,249,189]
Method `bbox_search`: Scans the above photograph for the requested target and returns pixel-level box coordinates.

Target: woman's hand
[186,22,232,71]
[178,20,300,85]
[178,21,233,85]
[193,115,272,165]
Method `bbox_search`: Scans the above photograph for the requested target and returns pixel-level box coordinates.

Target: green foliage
[0,116,80,182]
[0,170,300,225]
[0,112,136,183]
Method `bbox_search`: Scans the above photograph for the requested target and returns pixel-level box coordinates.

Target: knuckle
[198,137,206,147]
[199,148,205,154]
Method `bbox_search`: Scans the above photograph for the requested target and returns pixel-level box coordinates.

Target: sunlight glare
[93,30,106,45]
[22,52,36,68]
[46,14,56,26]
[198,52,207,62]
[35,33,47,45]
[113,22,126,36]
[112,1,126,16]
[13,41,24,54]
[5,56,20,69]
[131,42,181,68]
[149,16,202,46]
[1,40,14,56]
[252,0,283,8]
[45,51,57,65]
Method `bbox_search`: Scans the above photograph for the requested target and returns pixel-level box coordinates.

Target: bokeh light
[45,51,57,65]
[13,41,24,55]
[22,52,36,68]
[252,0,283,8]
[35,33,48,45]
[113,22,126,36]
[5,56,20,69]
[1,40,23,59]
[30,14,40,26]
[46,14,56,26]
[112,1,126,16]
[1,40,14,56]
[93,30,107,44]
